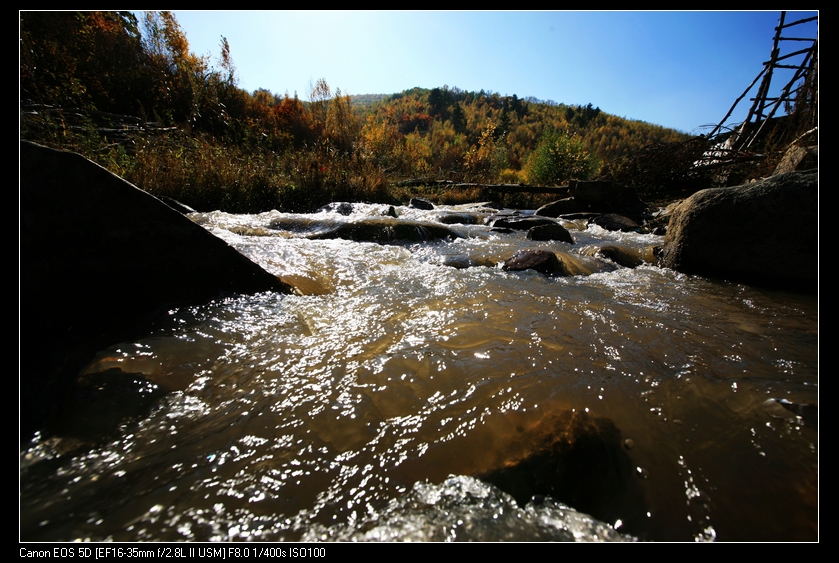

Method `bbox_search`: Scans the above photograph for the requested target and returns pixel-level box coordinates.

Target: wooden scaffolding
[708,12,818,152]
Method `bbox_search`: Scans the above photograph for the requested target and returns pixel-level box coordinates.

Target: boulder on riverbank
[659,170,817,292]
[20,141,291,440]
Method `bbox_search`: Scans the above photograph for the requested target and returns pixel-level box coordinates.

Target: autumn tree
[463,121,509,183]
[20,11,147,113]
[326,88,360,154]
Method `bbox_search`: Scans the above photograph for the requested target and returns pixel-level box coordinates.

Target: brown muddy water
[20,203,818,542]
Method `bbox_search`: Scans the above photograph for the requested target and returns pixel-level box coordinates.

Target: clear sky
[164,10,818,134]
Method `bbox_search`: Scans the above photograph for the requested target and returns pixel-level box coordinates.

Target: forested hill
[348,87,689,178]
[21,11,691,213]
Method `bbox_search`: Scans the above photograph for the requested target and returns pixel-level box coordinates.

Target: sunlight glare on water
[21,203,817,542]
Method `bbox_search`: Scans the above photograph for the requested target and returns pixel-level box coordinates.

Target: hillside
[21,11,696,213]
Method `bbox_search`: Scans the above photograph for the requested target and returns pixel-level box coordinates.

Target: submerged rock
[763,398,818,429]
[303,475,634,542]
[440,255,481,269]
[478,410,647,537]
[53,368,167,443]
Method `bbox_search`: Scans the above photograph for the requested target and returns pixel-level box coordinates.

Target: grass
[22,111,396,213]
[22,108,713,214]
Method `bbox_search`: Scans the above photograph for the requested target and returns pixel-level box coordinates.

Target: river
[20,202,818,542]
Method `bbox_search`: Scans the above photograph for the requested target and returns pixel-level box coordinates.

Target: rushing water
[20,203,818,542]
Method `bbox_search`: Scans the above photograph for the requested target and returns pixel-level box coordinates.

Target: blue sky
[165,11,818,134]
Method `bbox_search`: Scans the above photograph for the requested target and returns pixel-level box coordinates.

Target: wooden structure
[709,12,818,151]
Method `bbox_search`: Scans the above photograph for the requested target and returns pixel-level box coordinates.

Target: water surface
[21,203,818,541]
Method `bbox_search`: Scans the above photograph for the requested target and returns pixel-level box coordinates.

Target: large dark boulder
[20,141,291,440]
[659,170,817,292]
[570,180,648,220]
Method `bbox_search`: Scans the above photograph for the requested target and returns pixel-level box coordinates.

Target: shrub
[524,129,599,185]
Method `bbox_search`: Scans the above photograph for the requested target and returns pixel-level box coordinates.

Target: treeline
[20,11,691,213]
[353,86,689,184]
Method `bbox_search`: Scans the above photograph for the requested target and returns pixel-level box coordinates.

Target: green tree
[524,128,599,185]
[450,103,467,134]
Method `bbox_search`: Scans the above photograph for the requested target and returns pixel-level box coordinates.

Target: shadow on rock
[477,409,648,537]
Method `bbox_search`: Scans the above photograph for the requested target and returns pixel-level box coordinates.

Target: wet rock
[20,140,291,440]
[440,255,480,269]
[659,170,817,292]
[489,216,558,231]
[383,205,399,218]
[410,197,435,210]
[589,214,642,233]
[503,249,570,276]
[318,202,354,215]
[595,245,647,268]
[309,218,462,244]
[437,212,481,225]
[478,410,646,536]
[527,222,575,243]
[304,475,634,542]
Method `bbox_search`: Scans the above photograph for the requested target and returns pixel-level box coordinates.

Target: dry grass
[22,111,557,213]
